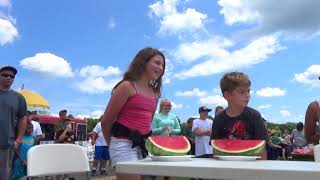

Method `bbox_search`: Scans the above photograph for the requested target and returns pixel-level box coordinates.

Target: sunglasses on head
[1,73,15,79]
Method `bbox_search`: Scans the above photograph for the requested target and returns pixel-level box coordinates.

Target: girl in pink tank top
[101,47,166,180]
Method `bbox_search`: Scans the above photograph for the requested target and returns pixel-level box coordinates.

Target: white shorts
[109,137,144,166]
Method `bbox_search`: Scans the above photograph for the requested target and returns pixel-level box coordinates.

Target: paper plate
[150,155,193,162]
[214,155,260,161]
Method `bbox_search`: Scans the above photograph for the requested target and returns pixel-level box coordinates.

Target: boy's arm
[15,145,24,162]
[252,110,269,160]
[193,127,205,136]
[192,120,205,136]
[211,119,220,140]
[253,111,269,141]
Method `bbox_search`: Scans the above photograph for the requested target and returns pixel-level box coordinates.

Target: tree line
[86,117,298,134]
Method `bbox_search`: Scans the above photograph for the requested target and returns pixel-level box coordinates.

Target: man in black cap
[0,66,27,180]
[192,106,213,158]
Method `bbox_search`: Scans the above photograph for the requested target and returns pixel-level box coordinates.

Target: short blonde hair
[159,99,171,113]
[220,71,251,93]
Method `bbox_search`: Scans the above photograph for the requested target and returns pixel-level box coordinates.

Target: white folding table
[116,157,320,180]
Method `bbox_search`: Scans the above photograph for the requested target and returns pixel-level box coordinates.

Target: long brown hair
[113,47,166,95]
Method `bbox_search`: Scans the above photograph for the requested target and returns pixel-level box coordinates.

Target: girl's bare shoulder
[117,80,131,88]
[114,80,135,95]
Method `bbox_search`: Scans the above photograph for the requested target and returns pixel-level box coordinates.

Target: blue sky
[1,0,320,123]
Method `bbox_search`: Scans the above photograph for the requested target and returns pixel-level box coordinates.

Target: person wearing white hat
[192,106,213,157]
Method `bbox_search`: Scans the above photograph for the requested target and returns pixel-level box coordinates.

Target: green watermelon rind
[212,140,265,156]
[145,136,191,156]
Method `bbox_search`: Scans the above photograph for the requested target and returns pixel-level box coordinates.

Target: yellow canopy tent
[17,90,50,109]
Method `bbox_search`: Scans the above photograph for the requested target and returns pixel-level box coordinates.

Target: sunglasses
[1,73,15,79]
[163,104,172,106]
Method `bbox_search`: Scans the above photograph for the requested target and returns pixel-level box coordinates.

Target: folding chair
[314,144,320,162]
[27,144,91,179]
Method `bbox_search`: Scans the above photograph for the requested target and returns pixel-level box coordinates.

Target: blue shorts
[94,146,110,160]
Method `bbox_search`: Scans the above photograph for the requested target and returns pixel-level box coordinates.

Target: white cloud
[75,76,121,94]
[149,0,207,35]
[174,35,283,79]
[149,0,178,17]
[212,88,221,94]
[90,110,104,118]
[257,104,272,110]
[218,0,261,26]
[159,8,207,34]
[0,18,18,45]
[76,110,104,119]
[280,110,291,117]
[256,87,286,97]
[199,94,228,107]
[0,0,11,7]
[171,101,183,109]
[218,0,320,37]
[162,58,174,84]
[175,87,226,107]
[79,65,121,78]
[175,88,207,97]
[76,65,122,94]
[75,114,89,119]
[173,36,233,63]
[108,18,116,29]
[293,64,320,87]
[20,53,74,77]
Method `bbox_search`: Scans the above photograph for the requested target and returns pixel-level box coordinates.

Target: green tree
[266,121,298,134]
[67,114,75,119]
[87,118,100,132]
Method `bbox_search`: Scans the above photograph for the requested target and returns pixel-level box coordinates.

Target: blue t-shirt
[20,135,35,160]
[12,135,34,179]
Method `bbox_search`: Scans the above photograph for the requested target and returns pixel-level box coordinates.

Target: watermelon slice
[211,139,265,156]
[145,136,191,156]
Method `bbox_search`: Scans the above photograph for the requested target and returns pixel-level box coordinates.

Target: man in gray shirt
[0,66,27,180]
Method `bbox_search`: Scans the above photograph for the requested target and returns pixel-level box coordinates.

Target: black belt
[112,121,151,158]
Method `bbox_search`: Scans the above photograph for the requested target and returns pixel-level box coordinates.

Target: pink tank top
[116,83,157,135]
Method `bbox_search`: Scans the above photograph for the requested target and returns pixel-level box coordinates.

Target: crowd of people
[1,46,320,180]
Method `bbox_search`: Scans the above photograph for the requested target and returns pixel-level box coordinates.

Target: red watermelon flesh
[150,136,189,149]
[211,139,265,156]
[145,136,191,156]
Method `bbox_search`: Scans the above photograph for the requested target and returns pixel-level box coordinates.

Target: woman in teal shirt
[152,99,181,135]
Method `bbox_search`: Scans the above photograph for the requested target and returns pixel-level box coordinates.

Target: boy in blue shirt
[12,122,35,179]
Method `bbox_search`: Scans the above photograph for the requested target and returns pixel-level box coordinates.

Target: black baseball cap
[0,66,17,75]
[59,109,67,114]
[199,106,212,113]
